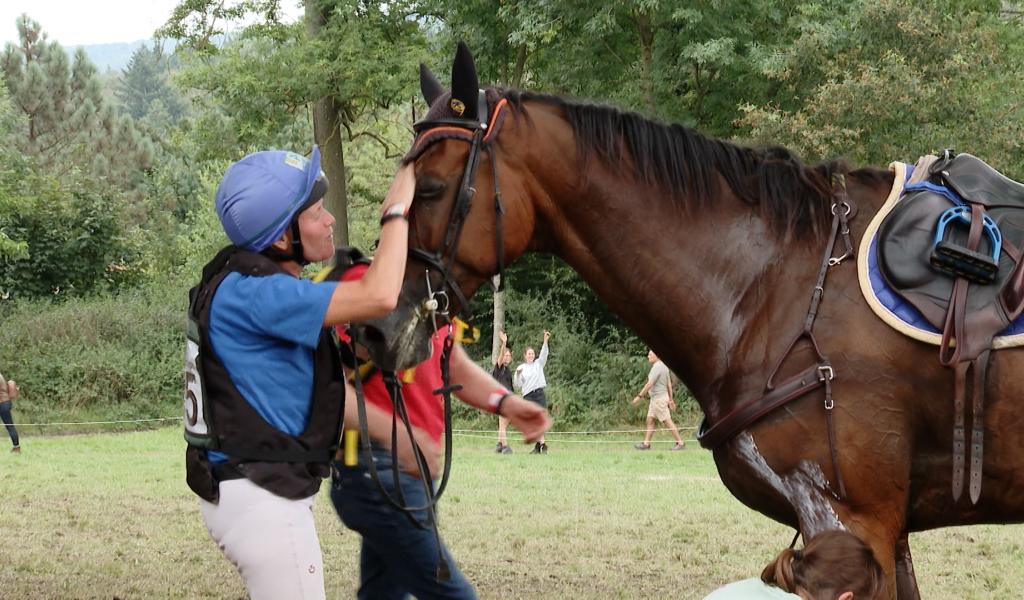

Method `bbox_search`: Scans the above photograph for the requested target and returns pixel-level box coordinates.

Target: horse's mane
[499,88,848,237]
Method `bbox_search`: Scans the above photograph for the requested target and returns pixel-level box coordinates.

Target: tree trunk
[305,1,349,246]
[491,276,506,364]
[492,43,528,363]
[511,44,528,88]
[633,9,656,114]
[312,96,349,245]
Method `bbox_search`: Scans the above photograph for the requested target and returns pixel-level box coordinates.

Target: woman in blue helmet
[184,147,414,600]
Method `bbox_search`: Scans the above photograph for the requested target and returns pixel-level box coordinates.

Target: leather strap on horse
[698,174,855,499]
[941,203,988,504]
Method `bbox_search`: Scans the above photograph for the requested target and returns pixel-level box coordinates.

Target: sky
[1,0,304,47]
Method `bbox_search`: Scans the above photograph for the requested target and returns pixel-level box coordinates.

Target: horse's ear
[419,63,444,107]
[449,41,479,120]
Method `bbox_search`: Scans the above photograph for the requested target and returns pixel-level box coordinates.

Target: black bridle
[407,90,509,320]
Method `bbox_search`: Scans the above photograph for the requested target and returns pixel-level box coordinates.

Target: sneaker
[634,443,651,450]
[495,443,505,453]
[670,442,686,451]
[501,444,513,455]
[11,446,20,454]
[530,442,542,454]
[540,443,548,454]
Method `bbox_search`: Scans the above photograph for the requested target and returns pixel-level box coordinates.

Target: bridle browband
[407,92,511,319]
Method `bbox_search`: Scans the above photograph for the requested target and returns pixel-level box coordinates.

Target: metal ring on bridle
[432,290,451,315]
[831,201,852,216]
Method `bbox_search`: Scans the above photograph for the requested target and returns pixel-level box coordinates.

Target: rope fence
[6,417,700,444]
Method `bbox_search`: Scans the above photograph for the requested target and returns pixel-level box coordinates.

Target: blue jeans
[330,447,476,600]
[0,401,18,448]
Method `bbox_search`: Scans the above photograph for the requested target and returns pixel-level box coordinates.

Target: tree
[161,0,426,245]
[1,16,153,191]
[116,44,186,123]
[0,75,29,263]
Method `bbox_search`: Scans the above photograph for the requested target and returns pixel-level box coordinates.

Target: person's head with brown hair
[761,530,883,600]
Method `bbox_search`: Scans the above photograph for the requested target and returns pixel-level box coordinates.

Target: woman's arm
[323,163,415,326]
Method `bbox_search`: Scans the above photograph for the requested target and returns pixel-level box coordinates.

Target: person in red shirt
[329,261,550,598]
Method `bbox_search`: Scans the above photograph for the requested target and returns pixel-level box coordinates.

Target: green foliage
[0,169,146,300]
[116,44,186,122]
[0,283,184,426]
[165,0,425,158]
[0,75,29,261]
[738,0,1024,175]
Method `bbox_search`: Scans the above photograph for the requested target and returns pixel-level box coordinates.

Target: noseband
[408,92,511,319]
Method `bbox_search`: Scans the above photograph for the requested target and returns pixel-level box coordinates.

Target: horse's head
[357,43,534,370]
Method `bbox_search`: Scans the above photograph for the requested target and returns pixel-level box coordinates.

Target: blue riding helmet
[215,146,326,252]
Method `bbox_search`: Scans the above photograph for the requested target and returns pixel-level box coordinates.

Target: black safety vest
[184,246,344,502]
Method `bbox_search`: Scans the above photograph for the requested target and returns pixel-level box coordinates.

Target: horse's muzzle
[354,288,437,371]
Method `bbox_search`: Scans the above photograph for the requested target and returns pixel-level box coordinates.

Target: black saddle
[877,151,1024,504]
[879,153,1024,334]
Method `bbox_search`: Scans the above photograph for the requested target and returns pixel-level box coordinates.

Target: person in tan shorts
[630,350,685,450]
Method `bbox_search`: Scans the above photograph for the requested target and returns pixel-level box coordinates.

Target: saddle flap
[877,188,1017,332]
[936,153,1024,208]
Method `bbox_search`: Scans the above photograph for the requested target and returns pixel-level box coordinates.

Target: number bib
[184,317,216,448]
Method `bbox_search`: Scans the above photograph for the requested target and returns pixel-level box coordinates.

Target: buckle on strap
[817,365,835,382]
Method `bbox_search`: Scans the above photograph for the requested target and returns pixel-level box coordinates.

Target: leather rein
[339,93,511,581]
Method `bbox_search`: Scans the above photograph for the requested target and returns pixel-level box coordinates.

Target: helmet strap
[290,219,309,266]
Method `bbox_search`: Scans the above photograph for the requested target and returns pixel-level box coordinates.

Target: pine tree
[116,44,186,122]
[1,15,153,191]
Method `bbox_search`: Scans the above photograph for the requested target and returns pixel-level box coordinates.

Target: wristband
[380,202,407,226]
[488,390,513,416]
[380,212,408,227]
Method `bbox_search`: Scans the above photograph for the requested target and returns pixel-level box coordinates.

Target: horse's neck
[525,156,813,403]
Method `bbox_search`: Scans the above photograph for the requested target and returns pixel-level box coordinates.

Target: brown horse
[360,44,1024,599]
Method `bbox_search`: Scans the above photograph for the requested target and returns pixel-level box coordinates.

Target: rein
[698,174,857,499]
[346,91,510,576]
[345,328,459,581]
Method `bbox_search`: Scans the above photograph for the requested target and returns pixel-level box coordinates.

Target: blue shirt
[207,272,337,463]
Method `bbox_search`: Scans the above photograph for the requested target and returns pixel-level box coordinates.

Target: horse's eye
[415,177,446,201]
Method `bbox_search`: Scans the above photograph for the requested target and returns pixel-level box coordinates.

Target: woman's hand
[501,396,552,444]
[380,162,415,218]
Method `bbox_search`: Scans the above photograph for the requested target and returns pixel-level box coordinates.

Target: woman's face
[524,348,536,363]
[296,199,336,262]
[502,349,513,365]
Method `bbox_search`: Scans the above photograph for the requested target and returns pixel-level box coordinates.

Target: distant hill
[68,39,177,72]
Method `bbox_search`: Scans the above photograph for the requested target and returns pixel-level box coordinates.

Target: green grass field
[2,427,1022,599]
